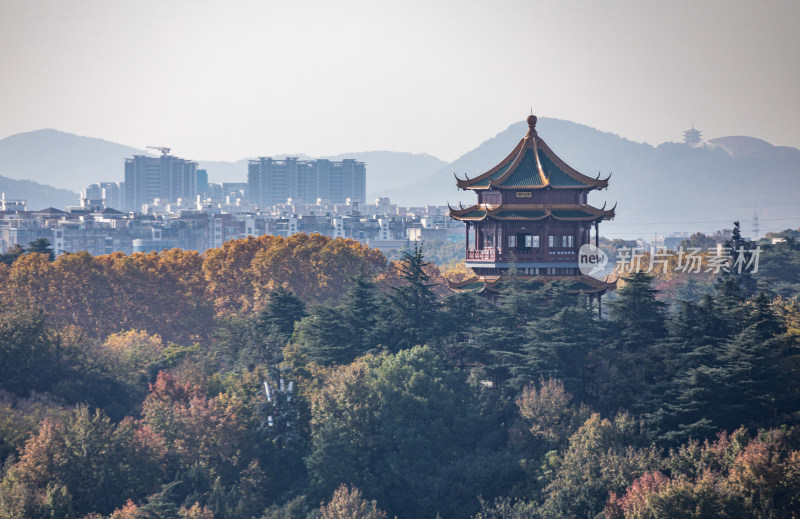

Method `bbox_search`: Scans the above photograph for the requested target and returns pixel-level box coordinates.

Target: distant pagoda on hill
[683,124,702,145]
[448,114,616,307]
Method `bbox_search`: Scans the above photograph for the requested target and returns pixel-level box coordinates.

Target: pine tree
[523,297,602,402]
[295,275,381,365]
[718,220,758,298]
[26,238,55,261]
[380,245,441,351]
[138,481,182,519]
[256,285,306,342]
[592,273,667,415]
[437,290,497,368]
[652,291,797,444]
[607,272,667,348]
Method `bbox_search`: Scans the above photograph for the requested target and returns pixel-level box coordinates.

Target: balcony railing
[466,248,578,262]
[466,249,496,260]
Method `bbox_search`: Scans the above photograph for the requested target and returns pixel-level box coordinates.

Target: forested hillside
[1,233,799,518]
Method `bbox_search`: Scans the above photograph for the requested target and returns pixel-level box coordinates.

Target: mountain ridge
[0,174,78,211]
[0,129,449,203]
[382,118,800,235]
[1,123,798,237]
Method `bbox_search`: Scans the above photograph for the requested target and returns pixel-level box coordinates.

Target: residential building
[124,151,198,211]
[248,157,366,207]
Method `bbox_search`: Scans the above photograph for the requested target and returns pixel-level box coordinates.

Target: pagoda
[448,115,616,306]
[683,124,702,145]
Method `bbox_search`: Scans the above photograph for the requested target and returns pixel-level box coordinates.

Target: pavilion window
[548,235,574,248]
[522,234,539,248]
[508,235,517,248]
[517,234,539,249]
[483,235,494,248]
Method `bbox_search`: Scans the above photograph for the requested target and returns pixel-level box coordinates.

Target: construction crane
[146,146,171,156]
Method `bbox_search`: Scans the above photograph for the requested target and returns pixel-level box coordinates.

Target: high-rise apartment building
[248,157,366,207]
[124,152,198,211]
[82,182,125,210]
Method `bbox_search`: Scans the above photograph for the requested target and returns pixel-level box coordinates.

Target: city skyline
[1,0,798,163]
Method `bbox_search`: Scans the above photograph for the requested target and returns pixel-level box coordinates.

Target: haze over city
[1,0,799,162]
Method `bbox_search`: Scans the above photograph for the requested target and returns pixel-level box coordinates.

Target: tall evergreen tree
[651,291,798,444]
[437,290,497,368]
[380,245,441,351]
[473,270,541,391]
[754,236,800,299]
[593,273,667,415]
[296,275,382,365]
[717,220,758,299]
[256,286,307,343]
[26,237,55,261]
[607,272,667,348]
[523,296,602,402]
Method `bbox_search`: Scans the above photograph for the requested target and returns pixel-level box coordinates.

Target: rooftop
[455,115,610,191]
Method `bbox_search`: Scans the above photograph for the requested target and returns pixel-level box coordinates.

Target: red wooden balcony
[466,248,578,263]
[466,249,497,260]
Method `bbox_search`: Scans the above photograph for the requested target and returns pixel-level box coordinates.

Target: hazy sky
[1,0,798,162]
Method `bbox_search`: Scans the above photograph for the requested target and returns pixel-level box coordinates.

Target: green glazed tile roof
[492,209,547,219]
[495,149,545,187]
[550,209,595,218]
[458,121,608,192]
[471,156,516,187]
[460,281,486,291]
[460,209,487,219]
[537,149,588,187]
[569,281,598,291]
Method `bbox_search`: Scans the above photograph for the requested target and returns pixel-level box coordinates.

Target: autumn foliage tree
[604,428,800,518]
[318,484,387,519]
[0,234,386,344]
[0,407,164,518]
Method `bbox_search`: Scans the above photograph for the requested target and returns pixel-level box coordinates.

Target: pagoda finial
[527,114,538,135]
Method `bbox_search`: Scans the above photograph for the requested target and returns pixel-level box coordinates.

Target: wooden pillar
[598,293,603,318]
[543,220,549,261]
[465,222,470,254]
[493,221,498,259]
[594,221,599,248]
[500,222,506,261]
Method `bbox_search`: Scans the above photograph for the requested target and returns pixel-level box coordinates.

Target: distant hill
[382,118,654,206]
[0,129,146,190]
[0,174,78,211]
[1,125,798,237]
[0,129,448,201]
[384,118,800,236]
